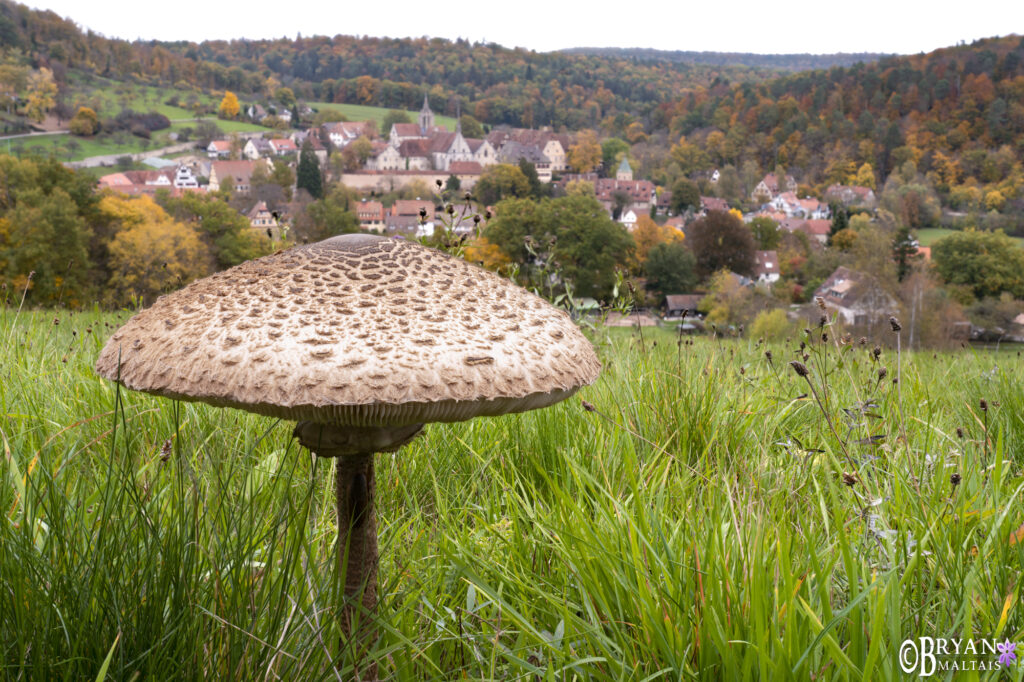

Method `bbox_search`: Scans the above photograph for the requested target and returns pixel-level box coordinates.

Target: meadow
[1,305,1022,680]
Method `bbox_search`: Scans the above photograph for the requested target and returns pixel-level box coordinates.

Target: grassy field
[7,118,265,162]
[918,227,1024,248]
[2,305,1022,679]
[308,101,457,132]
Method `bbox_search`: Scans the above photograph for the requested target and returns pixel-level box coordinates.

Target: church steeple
[418,94,434,134]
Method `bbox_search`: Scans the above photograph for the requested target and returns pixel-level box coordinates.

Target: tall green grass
[2,305,1022,679]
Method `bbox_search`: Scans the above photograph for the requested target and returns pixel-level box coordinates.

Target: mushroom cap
[95,233,600,427]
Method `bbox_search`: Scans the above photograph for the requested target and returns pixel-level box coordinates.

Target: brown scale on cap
[95,233,600,427]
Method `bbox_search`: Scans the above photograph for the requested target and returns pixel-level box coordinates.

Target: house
[206,140,231,159]
[753,250,780,284]
[700,196,729,214]
[710,169,720,183]
[390,123,424,146]
[355,200,386,232]
[269,138,298,156]
[173,165,199,189]
[367,144,404,171]
[782,218,831,245]
[396,139,431,170]
[209,159,270,194]
[391,199,435,219]
[498,141,551,181]
[97,166,202,197]
[664,294,703,319]
[247,201,281,240]
[752,172,796,202]
[323,121,375,148]
[619,209,638,231]
[243,137,273,160]
[768,192,830,219]
[825,184,877,208]
[246,104,267,121]
[814,266,898,326]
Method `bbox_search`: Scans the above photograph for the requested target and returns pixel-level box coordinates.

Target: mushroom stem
[334,451,378,672]
[294,421,423,677]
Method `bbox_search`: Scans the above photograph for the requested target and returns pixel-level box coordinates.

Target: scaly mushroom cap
[95,233,600,426]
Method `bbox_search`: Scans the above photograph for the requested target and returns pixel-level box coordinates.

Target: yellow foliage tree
[631,215,684,267]
[568,130,602,173]
[218,90,240,119]
[22,67,56,123]
[855,163,876,190]
[100,195,211,305]
[463,236,511,272]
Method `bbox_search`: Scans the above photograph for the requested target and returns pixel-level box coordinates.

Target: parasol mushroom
[95,233,600,674]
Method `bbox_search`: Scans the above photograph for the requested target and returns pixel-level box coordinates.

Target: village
[86,92,948,340]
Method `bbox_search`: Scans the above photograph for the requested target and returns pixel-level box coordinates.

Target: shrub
[750,307,793,341]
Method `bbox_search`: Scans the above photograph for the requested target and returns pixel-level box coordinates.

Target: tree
[855,162,876,189]
[669,178,700,215]
[158,192,271,269]
[518,158,545,199]
[931,229,1024,300]
[297,187,361,242]
[69,106,99,136]
[105,203,210,305]
[686,210,756,281]
[568,130,601,173]
[474,164,530,205]
[749,216,781,250]
[483,195,633,299]
[459,114,484,138]
[381,109,411,132]
[275,87,295,107]
[644,241,697,298]
[631,215,684,267]
[601,137,630,172]
[828,203,848,244]
[22,67,56,123]
[892,225,919,281]
[296,138,323,199]
[218,90,240,119]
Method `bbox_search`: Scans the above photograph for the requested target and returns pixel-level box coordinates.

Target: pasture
[1,307,1022,679]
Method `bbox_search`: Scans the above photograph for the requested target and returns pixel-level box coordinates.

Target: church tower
[418,94,435,134]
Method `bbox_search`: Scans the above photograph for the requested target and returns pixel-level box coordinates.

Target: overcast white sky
[23,0,1024,55]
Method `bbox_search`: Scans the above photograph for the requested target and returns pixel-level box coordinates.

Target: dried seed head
[821,332,828,343]
[815,296,826,311]
[872,345,881,359]
[419,207,427,218]
[739,366,745,375]
[160,439,172,462]
[859,336,867,346]
[980,398,988,412]
[53,317,59,325]
[435,179,443,188]
[889,316,902,332]
[799,341,806,351]
[464,191,472,201]
[842,472,857,487]
[581,400,596,413]
[789,360,810,377]
[819,315,827,328]
[765,350,773,362]
[877,367,887,380]
[950,472,961,488]
[802,353,809,362]
[956,426,964,439]
[446,203,454,215]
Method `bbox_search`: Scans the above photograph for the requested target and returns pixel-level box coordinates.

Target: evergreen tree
[827,202,848,245]
[296,139,323,200]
